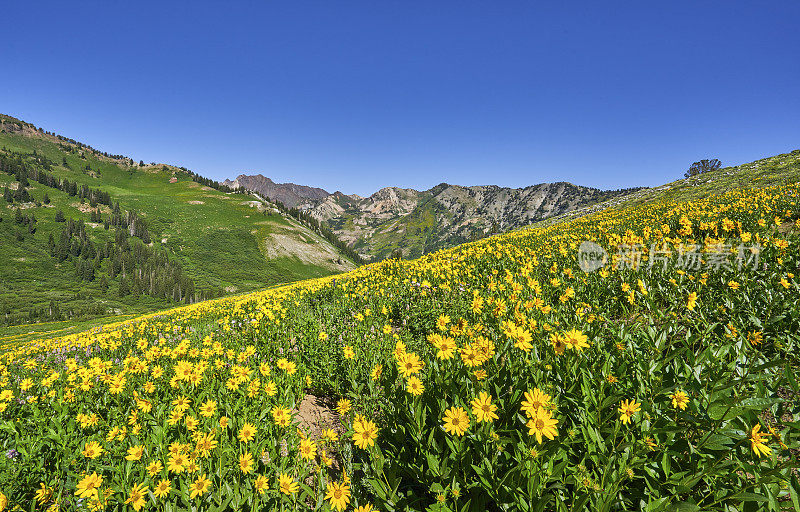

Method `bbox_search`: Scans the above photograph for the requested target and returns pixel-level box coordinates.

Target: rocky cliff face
[309,182,640,259]
[223,174,330,208]
[228,172,641,260]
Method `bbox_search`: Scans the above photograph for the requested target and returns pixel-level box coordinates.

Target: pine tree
[56,229,70,261]
[118,277,129,297]
[83,262,95,282]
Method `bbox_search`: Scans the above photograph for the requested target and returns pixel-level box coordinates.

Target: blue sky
[3,1,799,196]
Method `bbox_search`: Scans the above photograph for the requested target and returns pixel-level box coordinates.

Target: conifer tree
[118,277,129,297]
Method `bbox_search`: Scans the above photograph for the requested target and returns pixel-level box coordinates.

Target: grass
[0,122,354,329]
[1,153,797,510]
[523,149,800,232]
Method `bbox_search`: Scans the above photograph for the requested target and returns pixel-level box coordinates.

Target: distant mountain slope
[230,171,641,260]
[0,114,355,327]
[223,174,329,208]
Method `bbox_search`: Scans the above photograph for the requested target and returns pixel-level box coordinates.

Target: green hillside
[524,149,800,232]
[1,149,798,510]
[0,115,355,327]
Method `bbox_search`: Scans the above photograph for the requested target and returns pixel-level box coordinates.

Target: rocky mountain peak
[228,171,643,260]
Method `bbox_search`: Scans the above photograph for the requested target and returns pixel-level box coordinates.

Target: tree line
[0,148,227,326]
[0,150,112,206]
[179,166,241,194]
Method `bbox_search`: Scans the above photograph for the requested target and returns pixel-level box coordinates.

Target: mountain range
[6,111,796,331]
[224,174,642,259]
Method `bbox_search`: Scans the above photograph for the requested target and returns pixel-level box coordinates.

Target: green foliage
[685,159,722,178]
[0,158,799,511]
[0,124,353,328]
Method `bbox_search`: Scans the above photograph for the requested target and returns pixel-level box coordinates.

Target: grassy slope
[0,128,353,329]
[526,149,800,231]
[8,149,798,346]
[1,149,797,509]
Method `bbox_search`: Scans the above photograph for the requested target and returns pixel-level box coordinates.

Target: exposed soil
[295,393,345,471]
[297,393,342,438]
[262,229,355,271]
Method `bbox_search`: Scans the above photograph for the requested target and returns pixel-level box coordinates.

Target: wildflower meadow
[1,182,798,511]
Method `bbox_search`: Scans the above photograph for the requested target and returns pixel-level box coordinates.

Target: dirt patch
[777,221,796,234]
[7,202,38,210]
[296,394,344,470]
[297,394,340,436]
[242,200,266,211]
[71,202,110,214]
[263,229,356,271]
[187,200,205,205]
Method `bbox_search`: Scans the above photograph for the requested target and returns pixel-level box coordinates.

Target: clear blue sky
[3,1,799,196]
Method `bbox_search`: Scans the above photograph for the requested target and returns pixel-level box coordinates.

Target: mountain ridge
[228,171,643,260]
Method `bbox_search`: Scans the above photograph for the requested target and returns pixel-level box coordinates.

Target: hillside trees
[0,147,211,324]
[45,213,197,300]
[0,150,111,205]
[685,158,722,177]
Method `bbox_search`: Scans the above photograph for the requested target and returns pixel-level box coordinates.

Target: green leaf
[707,400,742,421]
[787,362,800,393]
[790,472,800,512]
[427,452,441,476]
[550,459,568,480]
[666,502,699,512]
[738,397,781,410]
[470,464,491,490]
[367,478,387,500]
[702,433,733,451]
[732,492,768,502]
[644,497,670,512]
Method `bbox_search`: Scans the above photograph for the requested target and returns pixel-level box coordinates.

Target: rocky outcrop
[308,181,641,259]
[223,174,330,208]
[228,172,642,260]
